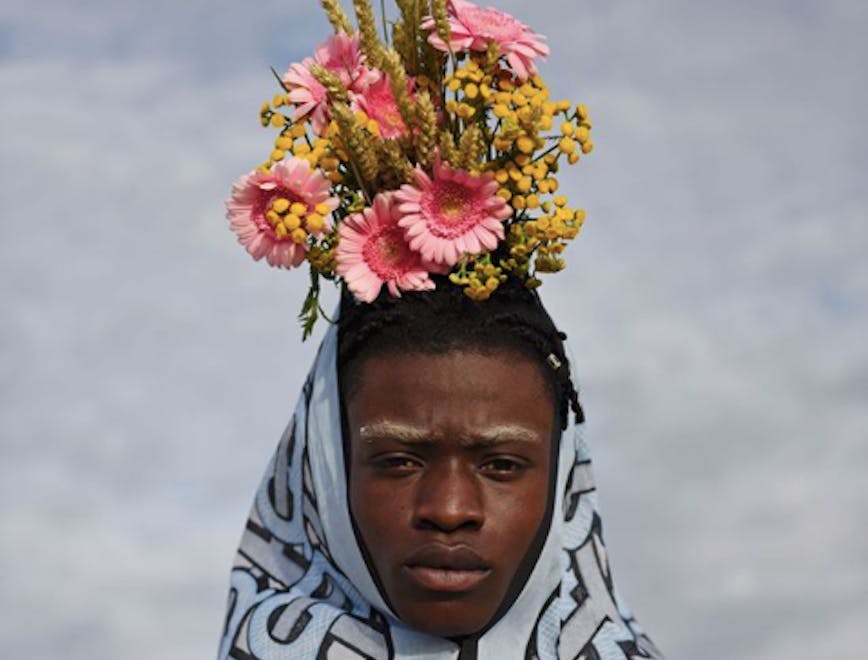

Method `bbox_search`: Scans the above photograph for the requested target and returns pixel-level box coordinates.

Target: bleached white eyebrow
[358,421,541,446]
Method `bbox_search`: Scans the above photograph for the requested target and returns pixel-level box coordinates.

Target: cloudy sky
[1,0,866,658]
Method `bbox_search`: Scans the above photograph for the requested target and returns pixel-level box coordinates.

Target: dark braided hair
[337,276,584,430]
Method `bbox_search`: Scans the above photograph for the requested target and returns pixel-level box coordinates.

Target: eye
[480,456,528,477]
[372,453,423,474]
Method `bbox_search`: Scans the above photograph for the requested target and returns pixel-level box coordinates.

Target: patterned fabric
[219,323,664,659]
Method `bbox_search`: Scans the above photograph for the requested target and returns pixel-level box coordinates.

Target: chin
[396,599,492,639]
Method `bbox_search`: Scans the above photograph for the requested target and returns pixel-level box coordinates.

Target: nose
[412,458,484,533]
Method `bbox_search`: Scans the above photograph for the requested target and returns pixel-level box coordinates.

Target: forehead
[343,351,556,437]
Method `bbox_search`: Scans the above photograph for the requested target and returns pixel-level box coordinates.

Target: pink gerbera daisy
[281,33,377,135]
[355,73,413,139]
[394,159,512,267]
[423,0,549,80]
[336,193,442,303]
[226,158,338,268]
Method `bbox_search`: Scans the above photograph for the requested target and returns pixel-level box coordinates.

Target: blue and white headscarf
[218,321,664,659]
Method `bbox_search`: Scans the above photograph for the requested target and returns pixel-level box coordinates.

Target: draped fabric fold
[218,322,663,659]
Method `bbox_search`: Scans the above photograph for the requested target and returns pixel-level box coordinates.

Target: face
[345,350,555,638]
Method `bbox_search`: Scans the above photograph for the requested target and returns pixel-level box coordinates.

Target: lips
[402,544,492,593]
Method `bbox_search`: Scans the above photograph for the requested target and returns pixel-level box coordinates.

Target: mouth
[402,544,492,593]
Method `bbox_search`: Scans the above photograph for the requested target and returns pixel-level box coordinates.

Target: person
[217,279,663,658]
[220,0,665,655]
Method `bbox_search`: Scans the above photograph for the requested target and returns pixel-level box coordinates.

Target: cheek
[348,468,413,558]
[488,475,551,558]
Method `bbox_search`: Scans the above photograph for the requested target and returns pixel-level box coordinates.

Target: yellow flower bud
[290,123,307,138]
[291,228,308,244]
[275,136,293,150]
[273,94,285,107]
[272,198,291,214]
[479,84,492,100]
[516,136,535,154]
[284,214,301,231]
[581,141,594,154]
[493,104,511,119]
[485,277,499,291]
[512,91,528,106]
[512,195,526,209]
[457,103,476,119]
[448,78,462,92]
[270,114,286,128]
[516,176,532,193]
[305,213,325,233]
[556,100,572,112]
[495,169,509,184]
[560,122,575,137]
[270,149,286,161]
[525,194,540,210]
[516,107,534,124]
[275,223,288,239]
[575,126,590,143]
[497,188,512,201]
[294,142,312,156]
[538,116,553,131]
[265,210,281,226]
[568,152,580,165]
[288,202,305,216]
[315,202,332,215]
[558,137,576,154]
[576,103,589,120]
[553,195,568,208]
[465,83,479,99]
[511,244,528,258]
[548,177,560,192]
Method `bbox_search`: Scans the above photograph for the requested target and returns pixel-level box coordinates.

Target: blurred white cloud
[1,1,865,658]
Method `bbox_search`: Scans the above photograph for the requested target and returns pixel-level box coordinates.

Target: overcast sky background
[1,0,866,658]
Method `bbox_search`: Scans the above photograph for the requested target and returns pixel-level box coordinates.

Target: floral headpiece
[226,0,594,337]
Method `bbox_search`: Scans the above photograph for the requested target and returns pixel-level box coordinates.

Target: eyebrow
[358,420,541,447]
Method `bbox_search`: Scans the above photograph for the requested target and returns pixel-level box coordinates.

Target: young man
[218,283,663,659]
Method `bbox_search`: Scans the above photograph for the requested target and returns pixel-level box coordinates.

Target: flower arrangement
[226,0,594,337]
